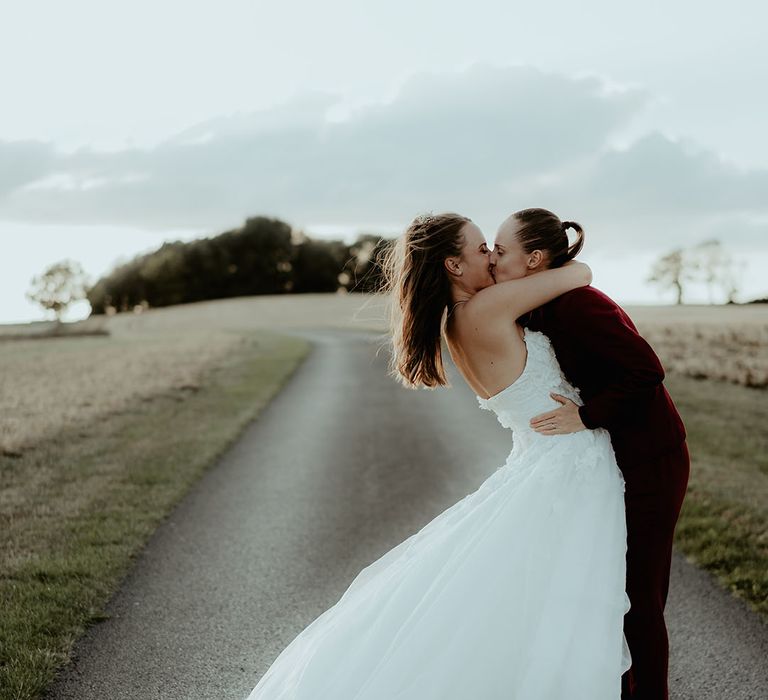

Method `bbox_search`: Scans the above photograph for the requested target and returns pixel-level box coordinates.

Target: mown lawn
[0,331,309,700]
[666,374,768,617]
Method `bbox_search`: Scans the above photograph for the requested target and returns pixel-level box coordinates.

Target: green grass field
[666,374,768,616]
[0,331,309,700]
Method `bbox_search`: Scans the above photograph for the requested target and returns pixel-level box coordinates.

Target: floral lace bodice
[476,328,585,451]
[474,328,623,494]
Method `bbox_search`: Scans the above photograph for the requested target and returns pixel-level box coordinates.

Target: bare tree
[648,240,744,304]
[690,239,744,303]
[690,239,720,303]
[720,257,746,304]
[647,249,688,304]
[26,259,90,322]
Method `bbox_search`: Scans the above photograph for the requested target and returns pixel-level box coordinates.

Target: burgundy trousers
[619,440,690,700]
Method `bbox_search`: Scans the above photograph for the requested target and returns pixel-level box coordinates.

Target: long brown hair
[382,212,470,389]
[511,207,584,267]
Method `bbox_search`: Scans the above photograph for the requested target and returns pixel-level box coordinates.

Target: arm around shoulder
[477,261,592,320]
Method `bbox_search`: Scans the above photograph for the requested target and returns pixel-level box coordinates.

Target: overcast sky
[2,0,767,322]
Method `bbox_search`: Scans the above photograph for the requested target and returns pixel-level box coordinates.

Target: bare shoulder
[463,289,512,324]
[453,293,515,338]
[467,282,523,316]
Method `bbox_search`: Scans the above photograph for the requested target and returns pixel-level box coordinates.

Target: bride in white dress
[244,213,630,699]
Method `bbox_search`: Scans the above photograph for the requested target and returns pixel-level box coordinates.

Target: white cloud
[583,133,768,215]
[0,65,645,227]
[0,63,766,256]
[0,139,58,195]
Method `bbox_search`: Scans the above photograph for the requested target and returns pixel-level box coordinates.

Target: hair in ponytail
[382,212,470,389]
[510,208,585,268]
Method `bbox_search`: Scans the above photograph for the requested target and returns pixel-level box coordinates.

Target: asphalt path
[45,328,768,700]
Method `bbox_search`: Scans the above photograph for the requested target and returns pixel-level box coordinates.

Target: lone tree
[647,249,688,304]
[647,239,744,304]
[689,239,742,303]
[26,259,90,322]
[720,258,745,304]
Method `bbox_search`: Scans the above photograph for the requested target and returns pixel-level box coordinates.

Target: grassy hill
[0,293,765,699]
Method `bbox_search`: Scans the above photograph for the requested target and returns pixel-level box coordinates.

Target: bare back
[444,305,528,399]
[441,259,592,398]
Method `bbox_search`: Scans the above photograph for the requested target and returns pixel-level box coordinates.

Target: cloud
[0,62,766,254]
[0,64,645,228]
[0,139,58,196]
[506,132,768,251]
[582,132,768,215]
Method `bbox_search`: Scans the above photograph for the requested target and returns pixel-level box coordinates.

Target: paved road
[45,329,768,700]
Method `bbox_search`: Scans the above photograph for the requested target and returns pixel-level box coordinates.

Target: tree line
[83,216,394,314]
[26,219,759,321]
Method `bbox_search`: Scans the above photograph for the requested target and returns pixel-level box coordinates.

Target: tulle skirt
[244,428,630,700]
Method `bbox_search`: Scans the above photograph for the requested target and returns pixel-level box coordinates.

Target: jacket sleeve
[553,288,666,430]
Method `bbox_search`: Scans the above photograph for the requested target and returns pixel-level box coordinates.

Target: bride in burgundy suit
[490,207,690,700]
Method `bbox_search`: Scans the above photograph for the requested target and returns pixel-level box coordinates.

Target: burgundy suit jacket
[522,286,686,472]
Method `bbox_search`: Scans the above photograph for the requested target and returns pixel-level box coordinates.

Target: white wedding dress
[244,328,631,700]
